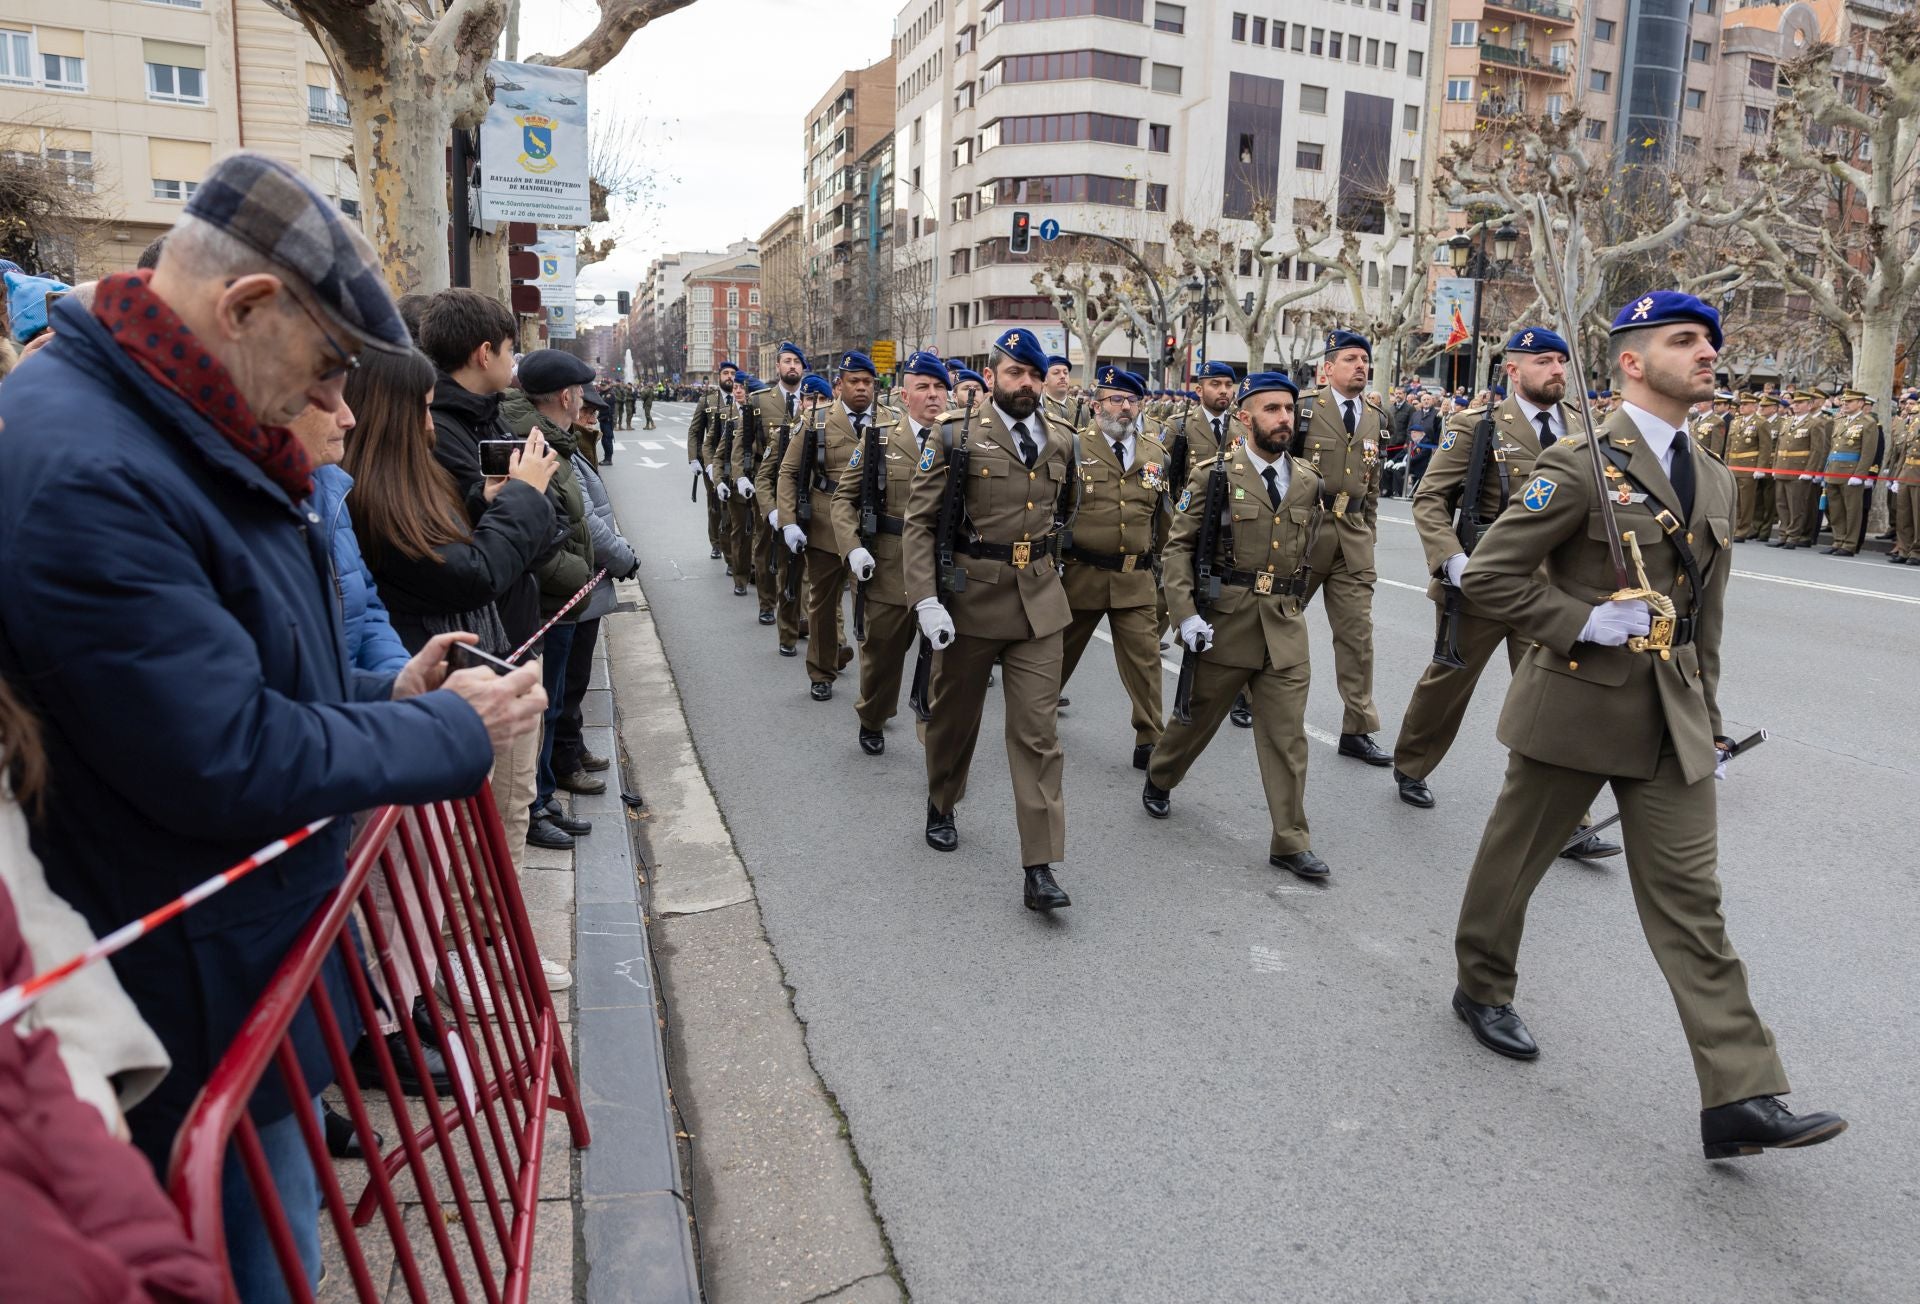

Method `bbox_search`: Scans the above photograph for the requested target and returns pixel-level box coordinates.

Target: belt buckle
[1012,541,1032,569]
[1121,553,1137,573]
[1254,571,1275,595]
[1332,491,1350,518]
[1630,615,1676,653]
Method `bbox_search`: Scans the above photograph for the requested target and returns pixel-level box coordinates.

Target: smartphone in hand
[448,643,519,677]
[479,439,528,477]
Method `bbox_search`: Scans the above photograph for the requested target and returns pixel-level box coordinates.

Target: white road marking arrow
[636,457,669,469]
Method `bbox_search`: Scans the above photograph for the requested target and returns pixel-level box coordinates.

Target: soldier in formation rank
[747,343,814,629]
[905,328,1077,912]
[1042,354,1075,425]
[1057,365,1172,770]
[1821,389,1883,556]
[1449,290,1846,1159]
[703,371,758,595]
[1891,394,1920,562]
[1142,372,1331,880]
[779,352,882,698]
[1725,391,1774,541]
[832,351,950,753]
[687,359,737,560]
[757,372,835,655]
[1184,360,1239,469]
[1690,390,1733,463]
[1769,389,1831,549]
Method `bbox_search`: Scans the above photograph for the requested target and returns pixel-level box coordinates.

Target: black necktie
[1669,430,1696,521]
[1342,400,1356,434]
[1263,465,1282,508]
[1014,420,1037,468]
[787,392,796,417]
[852,413,866,439]
[1212,416,1223,440]
[1537,412,1556,448]
[1112,439,1128,471]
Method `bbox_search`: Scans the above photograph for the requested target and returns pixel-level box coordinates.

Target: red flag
[1444,302,1470,349]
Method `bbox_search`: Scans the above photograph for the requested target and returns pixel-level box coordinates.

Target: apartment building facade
[756,205,803,374]
[683,246,762,380]
[631,246,729,379]
[802,56,898,361]
[0,0,357,281]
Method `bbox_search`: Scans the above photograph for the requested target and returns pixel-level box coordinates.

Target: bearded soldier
[688,360,737,561]
[758,374,834,656]
[1449,290,1846,1159]
[704,374,756,596]
[1183,361,1239,469]
[748,343,812,630]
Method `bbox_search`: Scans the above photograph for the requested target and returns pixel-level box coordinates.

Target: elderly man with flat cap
[1448,289,1846,1160]
[0,151,547,1297]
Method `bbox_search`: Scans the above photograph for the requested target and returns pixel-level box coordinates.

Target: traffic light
[617,290,631,316]
[1010,210,1031,255]
[1163,332,1176,355]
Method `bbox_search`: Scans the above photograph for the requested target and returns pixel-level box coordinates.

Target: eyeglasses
[286,288,361,384]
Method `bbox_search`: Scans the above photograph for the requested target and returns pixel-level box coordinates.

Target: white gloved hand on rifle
[1578,598,1651,648]
[783,524,807,554]
[767,508,781,531]
[1847,476,1865,487]
[715,476,730,501]
[847,547,876,582]
[1178,614,1214,652]
[736,477,755,499]
[914,597,955,649]
[1443,552,1468,589]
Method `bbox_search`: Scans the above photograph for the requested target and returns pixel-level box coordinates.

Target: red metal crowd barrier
[166,784,590,1303]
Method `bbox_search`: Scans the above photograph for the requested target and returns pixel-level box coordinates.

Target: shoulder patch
[847,447,862,470]
[1439,430,1457,452]
[1176,487,1192,512]
[1521,475,1557,511]
[918,443,937,472]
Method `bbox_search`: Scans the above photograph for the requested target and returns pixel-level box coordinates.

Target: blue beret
[902,350,950,385]
[800,373,834,399]
[1453,395,1470,407]
[1609,290,1723,351]
[517,348,597,394]
[945,357,967,370]
[1323,328,1372,359]
[1093,364,1146,397]
[747,375,771,393]
[184,152,410,353]
[777,341,808,367]
[717,359,736,371]
[1587,389,1600,399]
[1045,354,1070,371]
[1504,326,1569,356]
[1237,371,1299,403]
[954,367,986,389]
[989,327,1050,374]
[836,350,876,376]
[1192,360,1237,382]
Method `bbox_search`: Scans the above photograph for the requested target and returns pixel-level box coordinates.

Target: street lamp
[1447,220,1520,394]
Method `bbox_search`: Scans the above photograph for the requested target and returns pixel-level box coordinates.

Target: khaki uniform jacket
[689,388,729,465]
[1723,411,1767,473]
[1824,411,1883,478]
[1163,451,1326,672]
[756,400,815,506]
[903,405,1075,642]
[1773,412,1829,478]
[746,384,805,484]
[1411,396,1567,612]
[1460,408,1736,786]
[829,418,930,609]
[1183,405,1234,468]
[1297,388,1382,572]
[778,403,880,555]
[1061,428,1173,611]
[1691,411,1729,462]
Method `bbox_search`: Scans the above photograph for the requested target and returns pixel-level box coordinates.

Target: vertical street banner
[547,302,576,341]
[533,230,576,339]
[1432,277,1476,347]
[479,61,591,227]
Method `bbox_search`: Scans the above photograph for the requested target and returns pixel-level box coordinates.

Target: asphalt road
[602,403,1918,1304]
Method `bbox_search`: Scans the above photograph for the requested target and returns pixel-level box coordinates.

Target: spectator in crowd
[1408,391,1445,489]
[395,292,431,343]
[501,351,599,855]
[0,152,547,1302]
[551,389,639,796]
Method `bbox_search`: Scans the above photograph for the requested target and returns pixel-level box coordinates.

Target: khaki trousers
[1148,655,1311,857]
[703,481,725,553]
[1393,605,1524,780]
[803,547,851,684]
[1894,485,1919,556]
[854,598,918,732]
[925,630,1065,866]
[752,513,783,615]
[489,655,541,866]
[1735,474,1777,539]
[1780,478,1821,544]
[1300,548,1380,734]
[1455,747,1789,1108]
[1826,480,1865,551]
[1060,604,1164,748]
[724,495,755,581]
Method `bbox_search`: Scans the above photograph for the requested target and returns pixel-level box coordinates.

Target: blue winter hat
[901,350,950,385]
[717,359,737,371]
[1093,364,1146,398]
[1237,371,1299,403]
[1192,360,1236,382]
[1609,290,1723,352]
[1504,326,1569,357]
[837,350,876,376]
[954,367,986,389]
[1323,328,1372,359]
[777,340,808,367]
[988,327,1050,374]
[0,259,72,343]
[1045,353,1069,371]
[800,373,833,399]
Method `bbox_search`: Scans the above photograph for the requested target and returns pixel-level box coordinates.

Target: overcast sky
[518,0,902,334]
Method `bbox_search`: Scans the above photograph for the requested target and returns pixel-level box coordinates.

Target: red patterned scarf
[92,270,313,499]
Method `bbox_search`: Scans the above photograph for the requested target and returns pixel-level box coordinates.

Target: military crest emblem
[1630,295,1655,321]
[1439,430,1457,452]
[847,448,862,471]
[1520,331,1535,347]
[918,444,937,472]
[516,115,558,174]
[1176,487,1192,511]
[1521,475,1557,511]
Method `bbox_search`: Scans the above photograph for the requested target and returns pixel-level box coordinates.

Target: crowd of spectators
[0,151,638,1301]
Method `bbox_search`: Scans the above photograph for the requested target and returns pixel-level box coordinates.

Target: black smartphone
[448,643,519,677]
[479,439,527,477]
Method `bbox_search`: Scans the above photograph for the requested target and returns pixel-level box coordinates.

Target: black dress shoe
[542,802,591,836]
[810,681,833,702]
[1338,732,1392,766]
[779,644,798,657]
[759,609,776,623]
[859,728,885,755]
[1057,696,1070,709]
[1394,767,1435,808]
[925,804,957,852]
[579,751,611,772]
[1270,850,1330,880]
[1766,539,1787,548]
[324,1104,381,1160]
[1142,777,1171,819]
[1892,555,1909,564]
[1023,865,1071,911]
[1560,825,1623,861]
[1700,1095,1847,1160]
[352,1031,452,1098]
[1229,693,1253,728]
[1132,743,1153,771]
[1822,546,1840,554]
[1782,541,1800,550]
[558,769,606,796]
[526,816,574,850]
[1452,986,1539,1060]
[710,547,722,559]
[733,581,748,595]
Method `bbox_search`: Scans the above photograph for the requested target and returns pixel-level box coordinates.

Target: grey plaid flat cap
[185,151,409,353]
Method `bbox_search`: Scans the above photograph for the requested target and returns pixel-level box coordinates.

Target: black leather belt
[1222,567,1307,597]
[1064,546,1151,573]
[959,534,1059,568]
[813,476,839,493]
[1670,615,1697,646]
[874,514,905,536]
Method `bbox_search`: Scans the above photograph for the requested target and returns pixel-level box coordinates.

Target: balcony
[308,106,350,127]
[1476,94,1530,121]
[1479,42,1564,78]
[1483,0,1574,22]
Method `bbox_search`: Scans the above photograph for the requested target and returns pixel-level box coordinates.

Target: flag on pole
[1444,303,1470,349]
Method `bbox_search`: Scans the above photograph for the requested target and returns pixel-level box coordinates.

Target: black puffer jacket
[364,478,554,654]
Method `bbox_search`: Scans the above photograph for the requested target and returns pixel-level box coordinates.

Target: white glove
[1891,480,1902,495]
[768,508,781,530]
[915,597,955,649]
[1847,476,1865,487]
[1443,552,1468,588]
[1754,471,1770,481]
[1800,474,1815,482]
[847,547,876,581]
[1178,614,1214,652]
[1578,598,1652,647]
[689,456,701,469]
[1715,752,1728,782]
[715,477,730,501]
[783,524,807,554]
[736,477,755,499]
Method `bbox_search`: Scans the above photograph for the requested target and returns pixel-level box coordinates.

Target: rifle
[715,398,737,495]
[852,411,885,642]
[740,397,763,484]
[784,403,826,604]
[1163,396,1194,503]
[765,417,793,586]
[1172,438,1234,725]
[910,396,977,723]
[1434,406,1499,668]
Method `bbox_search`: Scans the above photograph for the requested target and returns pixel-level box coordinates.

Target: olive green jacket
[501,390,595,617]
